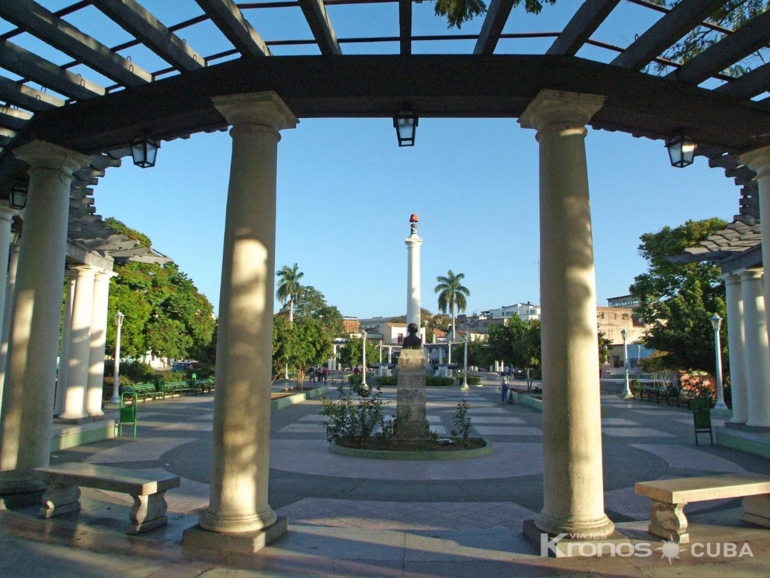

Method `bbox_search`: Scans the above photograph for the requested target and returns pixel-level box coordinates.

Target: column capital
[740,268,763,281]
[13,140,92,177]
[0,206,17,223]
[518,90,605,133]
[739,144,770,179]
[721,272,742,285]
[212,91,298,132]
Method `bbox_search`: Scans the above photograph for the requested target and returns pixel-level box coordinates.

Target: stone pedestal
[395,349,429,439]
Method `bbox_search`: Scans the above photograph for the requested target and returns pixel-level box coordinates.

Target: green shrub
[103,359,155,384]
[375,375,398,386]
[426,376,454,386]
[630,379,642,396]
[347,373,363,385]
[451,400,473,445]
[466,376,481,386]
[320,384,395,446]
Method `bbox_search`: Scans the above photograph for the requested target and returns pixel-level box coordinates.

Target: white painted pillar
[85,270,113,416]
[520,90,614,538]
[741,145,770,350]
[54,272,76,417]
[0,210,17,417]
[197,92,296,536]
[0,141,90,498]
[724,274,748,424]
[438,347,444,364]
[59,266,96,420]
[405,218,422,329]
[740,269,770,428]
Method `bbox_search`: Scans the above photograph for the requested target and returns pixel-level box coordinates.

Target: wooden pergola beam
[195,0,270,57]
[298,0,342,56]
[473,0,515,56]
[546,0,620,56]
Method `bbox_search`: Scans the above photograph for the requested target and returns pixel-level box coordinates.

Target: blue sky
[11,1,744,318]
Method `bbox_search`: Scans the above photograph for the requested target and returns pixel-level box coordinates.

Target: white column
[54,272,76,417]
[0,141,90,498]
[741,145,770,350]
[405,219,422,329]
[0,210,18,417]
[520,90,614,538]
[59,266,96,420]
[740,269,770,428]
[85,270,114,416]
[196,92,296,536]
[724,274,748,424]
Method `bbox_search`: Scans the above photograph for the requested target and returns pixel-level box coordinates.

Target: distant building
[480,302,541,322]
[607,295,640,309]
[343,318,359,333]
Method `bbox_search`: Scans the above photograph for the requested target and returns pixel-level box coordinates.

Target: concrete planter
[329,439,492,460]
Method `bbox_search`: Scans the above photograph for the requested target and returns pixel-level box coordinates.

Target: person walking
[501,373,510,405]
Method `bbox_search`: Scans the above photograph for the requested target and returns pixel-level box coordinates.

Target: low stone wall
[50,419,116,451]
[271,386,329,410]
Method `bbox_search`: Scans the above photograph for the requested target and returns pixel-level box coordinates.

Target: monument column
[59,266,96,420]
[54,272,76,417]
[186,92,296,549]
[85,270,114,416]
[0,141,90,504]
[740,269,770,428]
[519,90,615,538]
[724,274,748,425]
[405,214,422,329]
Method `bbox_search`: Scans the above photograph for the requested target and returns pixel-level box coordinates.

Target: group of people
[309,365,329,383]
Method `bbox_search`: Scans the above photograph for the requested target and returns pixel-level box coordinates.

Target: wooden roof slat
[669,9,770,85]
[611,0,726,71]
[0,0,152,87]
[92,0,206,72]
[0,40,104,100]
[0,75,64,111]
[399,0,411,56]
[0,107,32,131]
[473,0,515,56]
[195,0,271,57]
[298,0,342,56]
[715,61,770,98]
[546,0,620,56]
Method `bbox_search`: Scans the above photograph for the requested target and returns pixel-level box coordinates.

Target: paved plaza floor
[2,377,770,576]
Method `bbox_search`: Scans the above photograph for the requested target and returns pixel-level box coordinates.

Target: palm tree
[434,270,470,341]
[276,263,304,324]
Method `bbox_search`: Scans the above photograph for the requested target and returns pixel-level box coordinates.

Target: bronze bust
[402,322,422,349]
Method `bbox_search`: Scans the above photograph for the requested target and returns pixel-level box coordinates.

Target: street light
[461,333,469,391]
[361,329,367,388]
[666,130,696,168]
[110,310,125,403]
[9,182,28,210]
[711,314,728,410]
[131,135,160,168]
[393,107,418,147]
[620,328,633,399]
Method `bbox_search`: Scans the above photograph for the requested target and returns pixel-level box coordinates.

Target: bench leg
[39,483,81,519]
[648,500,689,544]
[128,491,169,534]
[742,495,770,528]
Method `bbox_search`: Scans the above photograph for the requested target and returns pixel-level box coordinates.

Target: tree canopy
[434,270,470,340]
[629,218,728,374]
[104,219,216,362]
[272,315,331,388]
[276,263,304,323]
[338,336,381,370]
[487,317,542,382]
[417,0,555,28]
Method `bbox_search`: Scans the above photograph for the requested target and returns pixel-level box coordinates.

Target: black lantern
[393,108,418,147]
[666,130,696,168]
[9,182,28,210]
[131,135,159,168]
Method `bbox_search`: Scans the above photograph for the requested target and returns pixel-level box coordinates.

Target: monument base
[395,349,429,440]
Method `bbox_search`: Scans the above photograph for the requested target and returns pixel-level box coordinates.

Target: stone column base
[523,519,630,558]
[183,515,288,553]
[0,474,47,509]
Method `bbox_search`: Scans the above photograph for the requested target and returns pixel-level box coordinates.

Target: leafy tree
[629,218,728,374]
[416,0,555,28]
[339,336,380,370]
[598,328,612,370]
[276,263,304,323]
[272,316,331,389]
[434,270,470,341]
[288,285,344,337]
[487,317,541,387]
[104,218,216,363]
[648,1,769,78]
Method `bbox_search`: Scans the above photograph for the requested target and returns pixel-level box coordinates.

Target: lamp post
[711,314,728,410]
[361,329,367,388]
[110,310,124,403]
[620,328,632,398]
[461,333,469,391]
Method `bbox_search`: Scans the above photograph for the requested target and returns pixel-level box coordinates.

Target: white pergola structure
[0,0,769,553]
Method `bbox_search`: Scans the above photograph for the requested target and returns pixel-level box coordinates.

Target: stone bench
[635,473,770,543]
[35,463,180,534]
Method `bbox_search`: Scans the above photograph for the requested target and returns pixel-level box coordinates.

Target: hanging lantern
[131,135,160,168]
[393,108,418,147]
[666,130,696,168]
